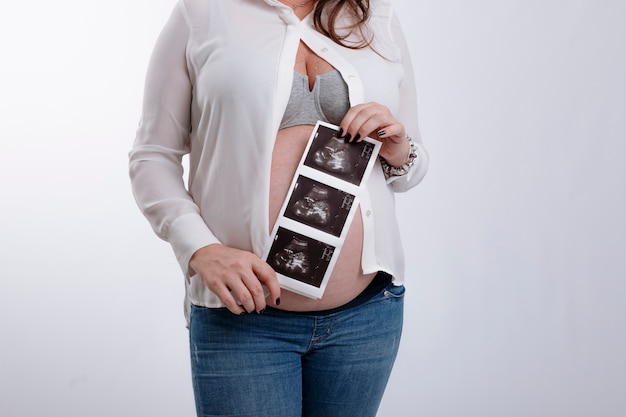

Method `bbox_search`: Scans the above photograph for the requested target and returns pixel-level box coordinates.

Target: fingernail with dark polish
[239,311,246,316]
[343,133,352,143]
[258,309,265,315]
[275,297,281,306]
[337,128,344,137]
[377,130,386,137]
[353,133,361,142]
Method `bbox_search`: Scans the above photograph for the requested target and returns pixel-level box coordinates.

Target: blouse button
[321,47,328,52]
[365,210,372,217]
[348,74,356,80]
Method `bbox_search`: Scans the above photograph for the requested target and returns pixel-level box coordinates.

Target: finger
[211,282,247,315]
[339,103,374,139]
[240,270,270,313]
[340,103,396,142]
[375,122,406,142]
[222,270,265,314]
[254,260,281,306]
[338,103,365,132]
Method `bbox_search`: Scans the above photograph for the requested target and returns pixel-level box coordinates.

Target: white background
[1,1,624,416]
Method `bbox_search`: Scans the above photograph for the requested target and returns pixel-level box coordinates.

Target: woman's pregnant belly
[267,125,376,312]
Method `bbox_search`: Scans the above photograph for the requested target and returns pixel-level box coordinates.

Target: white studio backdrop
[0,1,624,416]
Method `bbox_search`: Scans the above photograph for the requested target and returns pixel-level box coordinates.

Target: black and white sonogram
[267,227,335,288]
[303,124,376,186]
[284,176,355,237]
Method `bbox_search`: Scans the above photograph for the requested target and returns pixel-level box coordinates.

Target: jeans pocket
[383,284,405,299]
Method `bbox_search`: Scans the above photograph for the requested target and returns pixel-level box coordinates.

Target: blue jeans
[189,282,405,417]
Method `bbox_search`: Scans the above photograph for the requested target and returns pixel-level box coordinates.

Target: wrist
[380,134,418,178]
[384,137,411,167]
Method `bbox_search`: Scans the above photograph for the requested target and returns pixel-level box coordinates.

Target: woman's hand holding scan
[189,244,281,315]
[339,102,411,167]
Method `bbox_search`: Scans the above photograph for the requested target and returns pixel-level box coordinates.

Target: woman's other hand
[338,102,410,167]
[189,244,281,315]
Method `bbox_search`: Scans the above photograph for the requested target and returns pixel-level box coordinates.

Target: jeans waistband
[266,271,392,316]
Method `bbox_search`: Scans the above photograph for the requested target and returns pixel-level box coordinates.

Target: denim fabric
[189,282,405,417]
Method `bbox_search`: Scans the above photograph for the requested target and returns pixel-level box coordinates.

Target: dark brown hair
[312,0,372,49]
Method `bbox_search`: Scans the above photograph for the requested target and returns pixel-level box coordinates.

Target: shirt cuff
[168,213,221,277]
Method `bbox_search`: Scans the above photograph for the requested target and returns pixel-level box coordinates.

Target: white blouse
[129,0,429,313]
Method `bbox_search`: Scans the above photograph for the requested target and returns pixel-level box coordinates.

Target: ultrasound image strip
[264,122,381,298]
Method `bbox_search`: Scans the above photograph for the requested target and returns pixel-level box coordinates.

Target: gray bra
[279,70,350,130]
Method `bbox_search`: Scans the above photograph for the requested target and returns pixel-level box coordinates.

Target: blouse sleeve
[128,1,220,275]
[385,10,429,192]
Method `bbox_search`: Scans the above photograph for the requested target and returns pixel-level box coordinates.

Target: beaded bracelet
[380,134,418,178]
